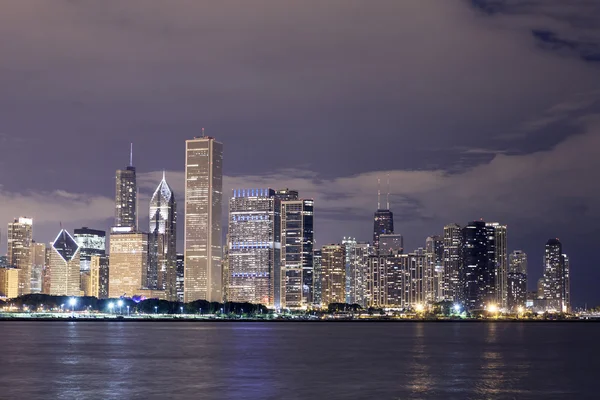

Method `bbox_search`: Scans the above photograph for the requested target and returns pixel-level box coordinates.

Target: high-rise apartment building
[7,217,33,296]
[345,242,372,307]
[312,249,322,306]
[425,235,444,303]
[366,252,426,309]
[227,188,280,306]
[280,198,314,309]
[443,223,461,301]
[90,255,109,299]
[320,244,345,306]
[507,250,527,311]
[542,239,570,312]
[74,227,106,272]
[115,148,137,230]
[462,220,497,311]
[48,229,81,296]
[30,242,47,294]
[184,135,223,302]
[149,173,177,300]
[486,222,507,308]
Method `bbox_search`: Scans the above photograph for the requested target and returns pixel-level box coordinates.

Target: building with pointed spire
[148,172,177,301]
[48,229,81,296]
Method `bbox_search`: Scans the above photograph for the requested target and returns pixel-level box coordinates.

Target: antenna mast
[377,177,381,210]
[129,143,133,167]
[386,173,390,210]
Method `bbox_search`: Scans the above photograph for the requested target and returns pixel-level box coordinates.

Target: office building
[184,135,223,302]
[115,148,137,230]
[7,217,33,296]
[109,231,155,298]
[74,227,106,272]
[274,188,299,202]
[563,254,570,313]
[443,223,462,301]
[47,229,81,296]
[312,249,322,306]
[379,234,403,255]
[280,198,313,308]
[0,268,19,298]
[149,173,178,300]
[462,220,497,311]
[227,188,280,306]
[176,254,184,302]
[507,250,527,311]
[320,244,345,306]
[90,255,109,299]
[30,242,46,294]
[0,256,7,268]
[373,210,394,252]
[542,239,564,310]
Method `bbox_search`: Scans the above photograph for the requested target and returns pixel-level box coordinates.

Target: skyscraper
[184,135,223,302]
[425,235,444,303]
[462,220,496,310]
[74,227,106,272]
[0,268,19,299]
[486,222,507,308]
[48,229,81,296]
[312,249,322,306]
[227,188,280,306]
[176,254,184,302]
[563,253,570,313]
[90,255,109,299]
[7,217,33,296]
[30,242,47,294]
[378,234,404,255]
[373,210,394,252]
[115,147,137,230]
[346,241,372,307]
[280,198,314,309]
[542,238,568,312]
[320,244,345,306]
[149,173,177,300]
[507,250,527,311]
[443,223,461,301]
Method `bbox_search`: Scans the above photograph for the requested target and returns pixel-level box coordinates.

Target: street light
[69,297,77,312]
[180,306,183,315]
[154,306,158,315]
[117,299,124,314]
[453,304,461,313]
[415,304,425,313]
[108,303,114,314]
[126,305,130,316]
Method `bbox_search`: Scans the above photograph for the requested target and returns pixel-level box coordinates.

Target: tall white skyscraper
[486,222,507,309]
[184,135,223,302]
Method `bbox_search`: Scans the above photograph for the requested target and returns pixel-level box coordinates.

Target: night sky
[1,1,599,306]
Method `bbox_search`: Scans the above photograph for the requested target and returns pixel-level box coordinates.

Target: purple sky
[1,1,599,305]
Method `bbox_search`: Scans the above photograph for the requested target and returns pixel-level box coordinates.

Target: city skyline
[1,1,599,306]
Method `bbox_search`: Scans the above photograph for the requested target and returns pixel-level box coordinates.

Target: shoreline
[0,317,596,323]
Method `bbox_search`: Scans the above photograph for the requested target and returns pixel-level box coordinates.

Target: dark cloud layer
[1,1,599,305]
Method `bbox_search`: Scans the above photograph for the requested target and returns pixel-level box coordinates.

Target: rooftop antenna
[162,169,166,181]
[386,173,390,210]
[129,143,133,167]
[377,177,381,210]
[202,127,205,137]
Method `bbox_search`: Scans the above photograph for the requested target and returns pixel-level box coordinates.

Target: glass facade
[74,227,106,272]
[443,223,461,301]
[115,166,137,230]
[48,229,81,296]
[7,217,33,296]
[149,174,177,301]
[227,188,280,306]
[461,221,497,310]
[373,209,394,251]
[320,244,345,306]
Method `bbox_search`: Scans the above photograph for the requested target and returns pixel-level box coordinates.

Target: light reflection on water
[0,321,595,399]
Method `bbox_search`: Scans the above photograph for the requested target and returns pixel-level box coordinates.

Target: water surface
[0,321,596,399]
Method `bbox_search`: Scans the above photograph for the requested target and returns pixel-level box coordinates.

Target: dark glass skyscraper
[73,227,106,272]
[115,148,137,230]
[542,238,570,312]
[373,210,394,251]
[461,220,497,310]
[149,173,177,300]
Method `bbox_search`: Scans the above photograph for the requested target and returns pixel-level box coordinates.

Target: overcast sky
[1,0,599,306]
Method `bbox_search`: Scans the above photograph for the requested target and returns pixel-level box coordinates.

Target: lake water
[0,321,597,399]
